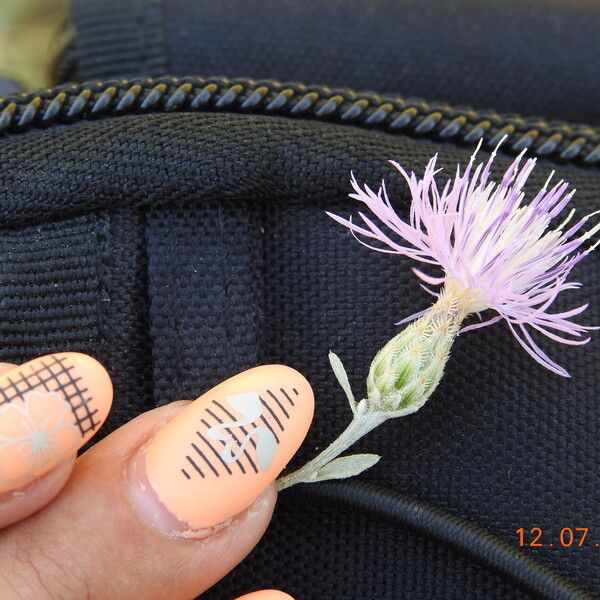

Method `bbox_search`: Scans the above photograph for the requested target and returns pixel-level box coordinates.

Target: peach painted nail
[141,365,314,530]
[0,352,113,494]
[234,591,295,600]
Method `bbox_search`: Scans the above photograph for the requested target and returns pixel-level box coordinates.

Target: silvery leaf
[308,453,381,482]
[329,351,356,412]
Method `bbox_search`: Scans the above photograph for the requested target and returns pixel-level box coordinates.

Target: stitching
[94,211,111,374]
[0,76,598,166]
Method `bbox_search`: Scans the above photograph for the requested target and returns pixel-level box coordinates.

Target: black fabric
[0,214,100,360]
[70,0,167,80]
[0,111,598,598]
[67,0,600,125]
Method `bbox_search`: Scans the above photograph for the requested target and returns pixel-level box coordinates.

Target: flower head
[328,141,599,376]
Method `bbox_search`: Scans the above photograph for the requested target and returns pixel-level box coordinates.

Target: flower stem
[278,284,475,492]
[277,410,389,491]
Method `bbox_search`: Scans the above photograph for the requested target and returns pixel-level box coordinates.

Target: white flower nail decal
[0,390,80,487]
[207,392,278,472]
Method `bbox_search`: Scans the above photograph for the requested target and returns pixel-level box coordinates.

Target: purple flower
[328,141,599,377]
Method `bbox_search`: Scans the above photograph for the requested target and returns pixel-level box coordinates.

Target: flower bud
[366,287,467,412]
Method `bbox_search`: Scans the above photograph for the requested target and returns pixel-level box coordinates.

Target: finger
[0,353,112,528]
[0,459,75,529]
[235,591,295,599]
[0,361,76,529]
[0,363,18,375]
[0,365,314,600]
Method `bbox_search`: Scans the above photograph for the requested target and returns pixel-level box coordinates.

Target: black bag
[2,0,599,597]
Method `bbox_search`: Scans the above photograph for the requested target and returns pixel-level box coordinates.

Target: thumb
[0,365,314,600]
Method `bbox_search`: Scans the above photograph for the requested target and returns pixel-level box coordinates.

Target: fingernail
[234,590,295,600]
[133,365,314,532]
[0,352,113,494]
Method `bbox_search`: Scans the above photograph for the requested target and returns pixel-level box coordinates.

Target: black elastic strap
[296,481,591,600]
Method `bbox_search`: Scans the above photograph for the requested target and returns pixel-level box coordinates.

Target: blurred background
[0,0,69,92]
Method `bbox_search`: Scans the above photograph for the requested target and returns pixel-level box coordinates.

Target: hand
[0,353,313,599]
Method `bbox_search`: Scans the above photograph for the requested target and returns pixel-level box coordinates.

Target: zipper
[1,75,599,166]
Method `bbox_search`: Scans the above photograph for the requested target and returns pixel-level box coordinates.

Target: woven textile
[69,0,600,124]
[0,111,598,598]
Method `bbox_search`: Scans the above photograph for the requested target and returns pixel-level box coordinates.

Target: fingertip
[142,364,312,530]
[0,457,76,529]
[0,392,279,599]
[0,353,112,498]
[0,362,18,375]
[234,590,295,600]
[53,352,114,442]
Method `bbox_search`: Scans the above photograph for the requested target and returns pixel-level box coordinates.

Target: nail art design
[145,365,314,529]
[0,353,113,493]
[206,392,278,471]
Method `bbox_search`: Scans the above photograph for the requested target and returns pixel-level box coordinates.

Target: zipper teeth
[1,76,599,166]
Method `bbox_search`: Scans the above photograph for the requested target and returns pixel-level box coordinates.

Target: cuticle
[123,438,231,542]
